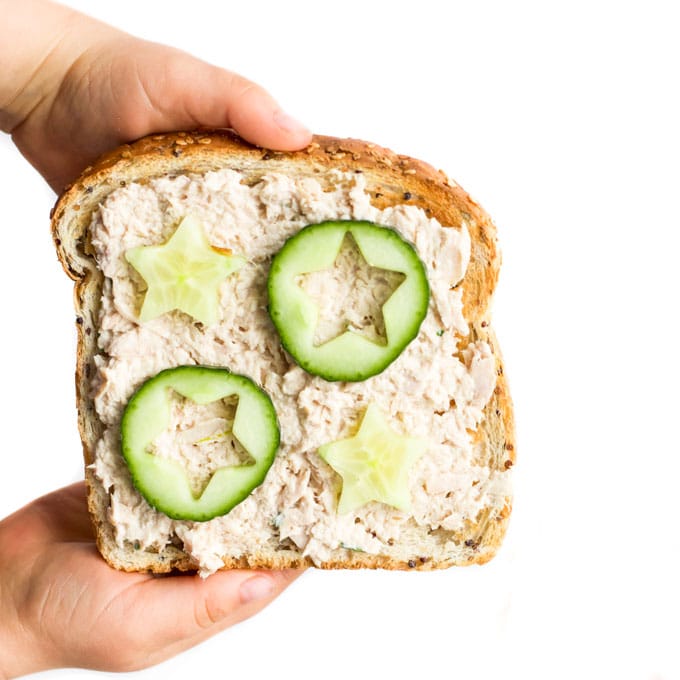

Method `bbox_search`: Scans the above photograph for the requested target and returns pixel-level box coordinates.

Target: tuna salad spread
[89,168,507,575]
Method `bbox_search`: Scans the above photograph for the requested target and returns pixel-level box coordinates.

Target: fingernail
[240,575,275,604]
[273,109,310,135]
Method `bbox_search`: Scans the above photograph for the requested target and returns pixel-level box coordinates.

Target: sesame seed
[197,137,212,144]
[404,168,417,175]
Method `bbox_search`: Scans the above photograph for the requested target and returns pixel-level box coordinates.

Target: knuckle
[193,595,228,630]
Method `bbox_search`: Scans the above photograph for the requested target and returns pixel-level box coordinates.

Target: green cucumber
[318,402,428,514]
[120,366,279,521]
[267,221,429,382]
[125,215,245,327]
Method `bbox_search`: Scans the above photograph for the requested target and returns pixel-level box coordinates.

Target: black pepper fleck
[85,327,91,336]
[75,316,83,324]
[172,148,182,157]
[85,186,93,194]
[407,559,417,568]
[403,191,412,200]
[133,540,141,550]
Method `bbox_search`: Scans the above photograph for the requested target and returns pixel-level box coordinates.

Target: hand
[0,482,301,678]
[0,0,312,192]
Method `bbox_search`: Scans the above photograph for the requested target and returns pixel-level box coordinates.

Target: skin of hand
[0,484,301,677]
[0,0,312,192]
[0,1,310,677]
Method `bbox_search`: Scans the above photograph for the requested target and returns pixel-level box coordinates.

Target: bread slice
[51,130,515,574]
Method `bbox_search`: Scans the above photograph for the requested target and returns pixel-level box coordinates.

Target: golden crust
[52,129,515,574]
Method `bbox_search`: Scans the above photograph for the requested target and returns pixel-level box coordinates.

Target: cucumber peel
[120,366,279,521]
[267,221,429,382]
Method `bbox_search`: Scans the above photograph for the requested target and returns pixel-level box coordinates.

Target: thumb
[129,42,312,151]
[119,569,301,669]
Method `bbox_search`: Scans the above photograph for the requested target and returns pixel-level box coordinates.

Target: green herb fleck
[436,329,445,337]
[339,542,365,552]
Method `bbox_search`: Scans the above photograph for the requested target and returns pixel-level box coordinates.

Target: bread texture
[51,130,514,573]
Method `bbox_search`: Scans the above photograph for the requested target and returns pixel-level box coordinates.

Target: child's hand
[0,0,312,192]
[0,3,307,677]
[0,483,301,677]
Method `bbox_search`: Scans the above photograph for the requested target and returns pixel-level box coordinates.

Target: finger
[129,43,312,151]
[219,72,313,151]
[39,481,95,542]
[117,568,303,668]
[4,481,95,544]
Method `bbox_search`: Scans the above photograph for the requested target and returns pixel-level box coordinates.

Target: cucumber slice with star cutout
[120,366,279,521]
[267,220,430,382]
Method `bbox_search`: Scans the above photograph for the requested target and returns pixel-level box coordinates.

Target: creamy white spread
[90,168,506,576]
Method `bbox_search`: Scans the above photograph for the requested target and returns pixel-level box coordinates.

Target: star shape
[318,403,428,514]
[298,234,405,346]
[125,215,245,326]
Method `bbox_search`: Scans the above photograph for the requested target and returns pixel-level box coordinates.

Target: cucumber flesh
[125,215,245,327]
[120,366,279,521]
[268,221,429,382]
[318,403,428,514]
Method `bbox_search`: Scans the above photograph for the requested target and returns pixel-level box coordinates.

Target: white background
[1,0,678,678]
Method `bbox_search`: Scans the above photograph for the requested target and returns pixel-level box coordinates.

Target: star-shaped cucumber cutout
[298,234,405,346]
[125,215,245,326]
[318,403,428,514]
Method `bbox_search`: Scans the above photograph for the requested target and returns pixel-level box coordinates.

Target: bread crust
[51,130,514,573]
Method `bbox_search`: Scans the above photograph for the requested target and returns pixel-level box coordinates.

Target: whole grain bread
[51,130,515,573]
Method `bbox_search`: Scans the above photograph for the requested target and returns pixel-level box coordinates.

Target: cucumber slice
[120,366,279,521]
[125,215,245,326]
[267,221,430,382]
[318,403,428,514]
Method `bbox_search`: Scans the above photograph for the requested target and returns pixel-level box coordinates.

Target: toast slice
[51,130,514,575]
